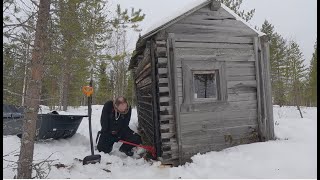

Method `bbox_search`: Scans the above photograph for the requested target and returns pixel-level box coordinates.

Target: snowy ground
[3,105,317,178]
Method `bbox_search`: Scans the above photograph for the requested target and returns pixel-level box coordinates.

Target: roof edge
[140,0,212,40]
[220,4,265,37]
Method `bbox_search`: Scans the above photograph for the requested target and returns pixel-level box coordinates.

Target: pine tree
[125,71,136,107]
[109,4,145,99]
[285,41,307,111]
[3,0,36,106]
[307,39,317,106]
[17,0,51,178]
[219,0,255,22]
[96,61,111,104]
[261,20,287,106]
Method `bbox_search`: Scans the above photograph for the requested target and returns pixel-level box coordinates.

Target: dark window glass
[194,73,217,99]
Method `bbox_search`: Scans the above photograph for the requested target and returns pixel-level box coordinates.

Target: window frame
[181,60,227,112]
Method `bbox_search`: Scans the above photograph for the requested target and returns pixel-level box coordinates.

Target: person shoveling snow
[96,97,151,157]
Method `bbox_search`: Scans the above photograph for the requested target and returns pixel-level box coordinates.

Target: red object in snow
[119,140,156,158]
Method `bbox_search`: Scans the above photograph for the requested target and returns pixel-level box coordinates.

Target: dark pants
[97,128,142,154]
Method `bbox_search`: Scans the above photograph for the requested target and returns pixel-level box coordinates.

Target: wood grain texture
[175,42,253,49]
[180,108,257,124]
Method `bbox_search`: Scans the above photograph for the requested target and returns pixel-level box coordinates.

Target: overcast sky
[110,0,317,67]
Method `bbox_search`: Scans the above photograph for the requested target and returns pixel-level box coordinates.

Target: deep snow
[3,105,317,178]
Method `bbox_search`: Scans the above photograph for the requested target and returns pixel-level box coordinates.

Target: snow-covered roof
[140,0,265,40]
[141,0,210,38]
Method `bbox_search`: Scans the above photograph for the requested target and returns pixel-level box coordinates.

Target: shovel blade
[83,154,101,165]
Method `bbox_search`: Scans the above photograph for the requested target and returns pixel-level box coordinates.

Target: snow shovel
[82,79,101,165]
[119,140,156,158]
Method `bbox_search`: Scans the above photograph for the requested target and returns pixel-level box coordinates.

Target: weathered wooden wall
[133,38,180,166]
[153,38,180,165]
[132,2,274,165]
[164,5,260,162]
[133,42,162,157]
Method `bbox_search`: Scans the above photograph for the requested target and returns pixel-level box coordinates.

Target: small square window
[193,71,218,100]
[181,61,227,111]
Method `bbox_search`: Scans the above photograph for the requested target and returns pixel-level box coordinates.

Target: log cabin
[129,0,275,166]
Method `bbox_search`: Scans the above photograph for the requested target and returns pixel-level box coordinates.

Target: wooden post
[253,37,265,141]
[150,39,162,157]
[258,37,268,141]
[260,36,275,140]
[211,0,221,11]
[167,33,182,165]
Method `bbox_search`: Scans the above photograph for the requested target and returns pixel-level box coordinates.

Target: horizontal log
[136,76,152,89]
[158,58,168,64]
[159,105,172,112]
[137,103,153,113]
[135,67,152,84]
[227,75,256,81]
[136,100,152,107]
[175,34,253,44]
[180,100,257,113]
[176,55,254,67]
[158,68,168,75]
[162,145,179,153]
[181,116,257,133]
[175,48,254,57]
[171,23,256,36]
[180,109,257,124]
[136,85,152,97]
[159,87,170,93]
[139,124,154,141]
[137,95,153,104]
[161,132,175,139]
[177,13,235,22]
[137,101,152,111]
[160,114,174,120]
[175,42,254,49]
[156,40,166,47]
[157,47,167,57]
[181,125,259,145]
[161,138,178,144]
[228,92,257,102]
[138,114,154,131]
[177,18,249,28]
[226,61,255,68]
[167,23,257,36]
[162,152,179,159]
[177,74,256,83]
[138,105,153,119]
[227,80,257,89]
[160,96,170,103]
[160,123,176,132]
[226,67,256,76]
[159,78,169,84]
[135,48,150,74]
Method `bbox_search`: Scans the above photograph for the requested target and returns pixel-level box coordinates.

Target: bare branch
[3,10,37,31]
[3,23,36,31]
[29,0,39,8]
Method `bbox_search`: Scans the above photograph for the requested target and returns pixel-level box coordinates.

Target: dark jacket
[100,100,132,137]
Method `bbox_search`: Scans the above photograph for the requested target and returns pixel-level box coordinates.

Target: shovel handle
[119,140,140,147]
[82,86,93,97]
[119,140,156,158]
